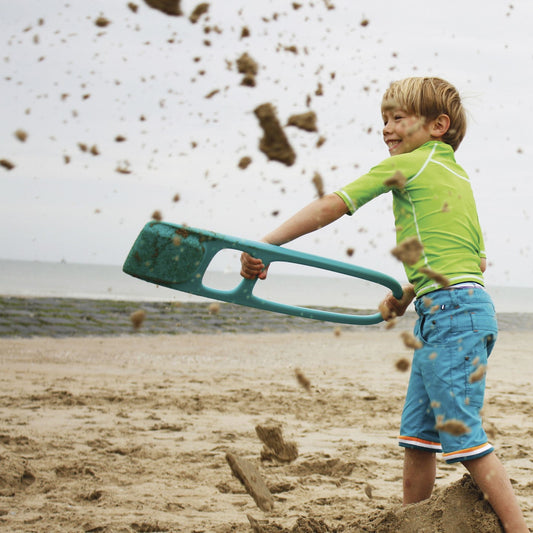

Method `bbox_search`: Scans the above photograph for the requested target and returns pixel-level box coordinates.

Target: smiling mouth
[386,140,401,151]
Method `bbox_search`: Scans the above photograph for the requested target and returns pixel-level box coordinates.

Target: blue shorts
[399,284,498,463]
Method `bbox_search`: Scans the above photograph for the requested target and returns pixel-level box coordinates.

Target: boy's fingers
[240,252,266,279]
[379,285,415,320]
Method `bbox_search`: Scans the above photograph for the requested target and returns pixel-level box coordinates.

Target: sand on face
[0,331,531,531]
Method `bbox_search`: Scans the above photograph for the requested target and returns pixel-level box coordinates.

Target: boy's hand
[379,284,415,321]
[240,252,268,280]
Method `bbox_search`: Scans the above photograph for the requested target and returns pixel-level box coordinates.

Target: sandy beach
[0,327,532,532]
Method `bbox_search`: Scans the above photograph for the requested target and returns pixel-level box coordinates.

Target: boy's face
[382,108,433,156]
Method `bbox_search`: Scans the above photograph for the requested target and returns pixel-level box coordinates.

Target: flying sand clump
[311,172,325,198]
[418,266,450,287]
[130,309,146,330]
[143,0,183,16]
[287,111,318,132]
[238,156,252,170]
[236,52,258,87]
[384,170,407,188]
[294,368,311,392]
[435,416,471,436]
[254,103,296,166]
[391,236,423,265]
[400,331,422,350]
[189,3,209,24]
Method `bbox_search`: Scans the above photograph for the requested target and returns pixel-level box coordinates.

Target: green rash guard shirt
[335,141,486,297]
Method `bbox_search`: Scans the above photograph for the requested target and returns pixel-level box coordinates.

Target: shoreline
[1,295,532,338]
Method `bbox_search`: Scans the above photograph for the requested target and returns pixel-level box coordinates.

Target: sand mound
[347,474,503,533]
[248,475,503,532]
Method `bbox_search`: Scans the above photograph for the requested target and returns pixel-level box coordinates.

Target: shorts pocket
[471,313,498,335]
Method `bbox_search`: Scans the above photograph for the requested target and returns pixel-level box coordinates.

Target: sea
[1,259,532,314]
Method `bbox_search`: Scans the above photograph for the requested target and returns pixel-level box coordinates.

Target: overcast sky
[1,0,532,288]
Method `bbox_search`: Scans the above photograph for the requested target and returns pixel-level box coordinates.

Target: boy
[240,77,528,531]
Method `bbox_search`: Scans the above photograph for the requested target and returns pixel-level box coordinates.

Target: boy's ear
[430,113,451,138]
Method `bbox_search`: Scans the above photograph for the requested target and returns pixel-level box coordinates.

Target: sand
[0,330,531,532]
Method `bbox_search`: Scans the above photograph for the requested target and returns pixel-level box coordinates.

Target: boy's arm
[240,193,349,280]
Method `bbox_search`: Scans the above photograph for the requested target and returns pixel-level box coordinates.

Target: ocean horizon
[0,258,532,314]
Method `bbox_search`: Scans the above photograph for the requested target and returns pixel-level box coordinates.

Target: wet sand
[0,329,531,531]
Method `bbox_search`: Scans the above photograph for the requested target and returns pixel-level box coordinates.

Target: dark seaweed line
[0,296,530,338]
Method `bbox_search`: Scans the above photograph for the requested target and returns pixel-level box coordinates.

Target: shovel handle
[124,222,403,325]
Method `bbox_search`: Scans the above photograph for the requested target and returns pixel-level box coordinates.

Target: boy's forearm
[263,193,348,246]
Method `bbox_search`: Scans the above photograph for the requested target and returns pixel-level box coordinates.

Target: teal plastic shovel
[123,221,403,325]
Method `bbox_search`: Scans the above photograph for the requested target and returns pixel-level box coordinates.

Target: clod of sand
[90,145,100,156]
[312,172,325,197]
[316,135,327,148]
[205,88,219,99]
[418,266,450,287]
[226,453,274,512]
[385,316,398,329]
[127,2,139,13]
[384,170,407,188]
[172,193,180,202]
[294,368,311,391]
[395,357,410,372]
[254,103,296,166]
[151,210,163,221]
[287,111,318,132]
[345,247,354,257]
[208,302,220,315]
[469,364,487,383]
[241,26,250,39]
[130,309,146,330]
[238,156,252,169]
[236,52,258,86]
[391,236,423,265]
[115,162,132,174]
[143,0,183,16]
[0,159,15,170]
[94,16,111,28]
[435,416,470,436]
[400,331,422,350]
[255,422,299,463]
[14,129,28,142]
[189,3,209,23]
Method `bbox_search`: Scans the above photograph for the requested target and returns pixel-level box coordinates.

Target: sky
[1,0,532,288]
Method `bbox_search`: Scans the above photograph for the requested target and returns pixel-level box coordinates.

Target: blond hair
[382,77,467,151]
